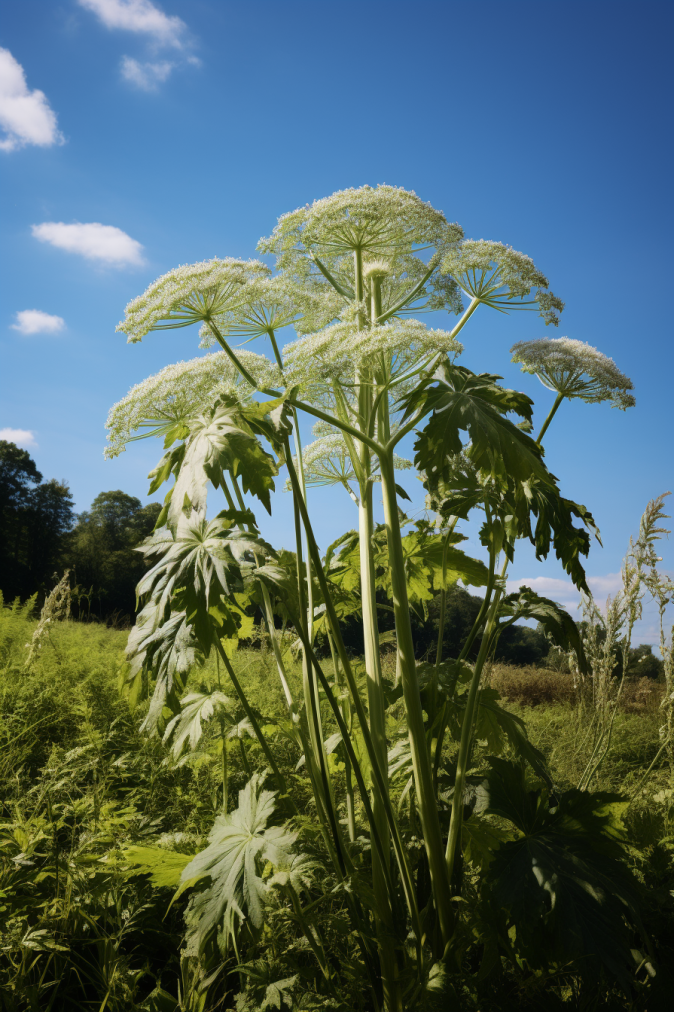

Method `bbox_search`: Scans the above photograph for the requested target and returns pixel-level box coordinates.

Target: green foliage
[496,585,589,676]
[0,440,75,603]
[65,490,162,619]
[177,775,297,953]
[481,758,642,982]
[405,364,542,486]
[148,396,280,527]
[1,617,672,1011]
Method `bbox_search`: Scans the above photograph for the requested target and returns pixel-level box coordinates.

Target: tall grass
[2,609,673,1010]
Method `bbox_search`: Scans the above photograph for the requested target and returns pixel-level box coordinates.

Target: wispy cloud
[31,221,145,267]
[120,55,174,91]
[505,571,669,648]
[11,310,65,335]
[0,48,64,152]
[78,0,198,90]
[505,573,623,610]
[78,0,187,48]
[0,427,37,448]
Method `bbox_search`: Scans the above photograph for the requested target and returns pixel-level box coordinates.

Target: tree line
[0,439,663,676]
[0,440,160,619]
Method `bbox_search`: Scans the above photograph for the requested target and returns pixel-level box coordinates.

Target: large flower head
[198,274,344,349]
[258,185,464,320]
[510,337,635,408]
[116,258,271,344]
[105,350,281,457]
[286,433,411,499]
[283,318,463,400]
[441,240,564,325]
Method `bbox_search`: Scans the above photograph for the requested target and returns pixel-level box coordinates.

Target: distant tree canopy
[338,584,552,667]
[0,442,161,620]
[0,440,74,601]
[65,491,162,620]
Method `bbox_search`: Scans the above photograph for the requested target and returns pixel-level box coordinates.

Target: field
[1,609,673,1011]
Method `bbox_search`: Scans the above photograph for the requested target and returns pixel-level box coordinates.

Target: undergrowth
[2,610,673,1010]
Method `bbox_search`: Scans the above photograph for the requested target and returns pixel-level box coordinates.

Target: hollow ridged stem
[444,582,502,886]
[328,629,357,842]
[378,448,453,949]
[215,653,229,813]
[536,390,564,444]
[357,258,399,1012]
[285,449,422,947]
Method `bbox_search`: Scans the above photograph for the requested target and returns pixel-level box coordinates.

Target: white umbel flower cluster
[105,351,281,457]
[198,274,343,348]
[510,338,636,409]
[286,434,411,493]
[258,185,463,268]
[441,240,564,325]
[283,318,463,391]
[116,258,270,344]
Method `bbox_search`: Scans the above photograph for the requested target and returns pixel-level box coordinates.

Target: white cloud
[78,0,187,48]
[506,573,672,648]
[11,309,65,335]
[0,47,63,152]
[587,573,623,598]
[120,56,174,90]
[0,427,37,448]
[31,221,145,267]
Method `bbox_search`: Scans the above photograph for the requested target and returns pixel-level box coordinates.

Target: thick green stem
[434,519,458,671]
[379,449,454,948]
[536,390,564,445]
[285,450,422,945]
[214,638,294,812]
[220,721,229,812]
[215,653,229,812]
[358,259,399,1011]
[328,629,356,842]
[445,581,502,886]
[206,320,260,388]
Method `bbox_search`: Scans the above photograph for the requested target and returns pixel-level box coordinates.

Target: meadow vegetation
[3,185,673,1011]
[1,610,673,1011]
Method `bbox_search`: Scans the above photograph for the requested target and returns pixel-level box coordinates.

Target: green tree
[66,491,161,619]
[0,441,74,600]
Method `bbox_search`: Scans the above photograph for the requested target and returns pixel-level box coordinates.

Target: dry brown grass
[489,664,577,706]
[488,663,663,711]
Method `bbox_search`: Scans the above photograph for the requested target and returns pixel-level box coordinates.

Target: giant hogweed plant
[108,186,644,1010]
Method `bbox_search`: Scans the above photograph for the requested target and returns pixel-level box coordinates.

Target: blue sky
[1,0,672,642]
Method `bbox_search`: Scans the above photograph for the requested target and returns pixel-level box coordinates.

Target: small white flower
[116,258,271,344]
[441,239,564,325]
[283,318,462,395]
[259,184,462,266]
[286,433,411,494]
[197,274,343,348]
[105,350,281,457]
[510,337,635,409]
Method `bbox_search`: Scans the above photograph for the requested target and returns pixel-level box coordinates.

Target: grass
[1,609,673,1010]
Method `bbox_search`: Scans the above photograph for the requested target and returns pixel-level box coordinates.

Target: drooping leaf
[146,398,279,529]
[430,458,599,591]
[123,845,195,888]
[405,364,545,488]
[472,688,552,787]
[163,690,234,756]
[176,775,296,953]
[482,758,640,982]
[497,585,589,676]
